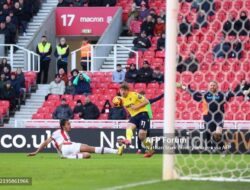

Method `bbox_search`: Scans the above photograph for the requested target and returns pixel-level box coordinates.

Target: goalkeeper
[177,81,237,152]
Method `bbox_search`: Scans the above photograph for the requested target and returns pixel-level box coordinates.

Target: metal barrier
[71,44,139,71]
[0,44,40,72]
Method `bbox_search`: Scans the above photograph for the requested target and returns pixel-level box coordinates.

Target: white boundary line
[99,179,161,190]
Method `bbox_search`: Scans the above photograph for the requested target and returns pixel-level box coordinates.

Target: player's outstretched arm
[176,82,203,102]
[27,137,53,156]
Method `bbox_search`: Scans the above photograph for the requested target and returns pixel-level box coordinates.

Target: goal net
[163,0,250,182]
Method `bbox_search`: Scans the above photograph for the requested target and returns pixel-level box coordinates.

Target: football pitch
[0,154,249,190]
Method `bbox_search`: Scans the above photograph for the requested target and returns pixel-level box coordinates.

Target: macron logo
[80,17,104,23]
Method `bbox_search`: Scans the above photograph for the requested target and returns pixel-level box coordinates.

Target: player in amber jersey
[118,83,154,158]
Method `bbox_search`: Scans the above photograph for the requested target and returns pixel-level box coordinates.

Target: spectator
[10,72,21,96]
[179,16,192,36]
[234,79,250,101]
[0,58,11,74]
[58,68,68,86]
[80,38,91,71]
[81,97,100,119]
[53,98,73,120]
[101,100,112,114]
[102,0,117,7]
[0,81,16,111]
[125,64,138,83]
[5,16,17,44]
[112,64,125,83]
[48,74,65,96]
[108,96,127,120]
[88,0,102,6]
[18,0,32,33]
[154,17,164,36]
[73,0,85,7]
[200,0,215,16]
[73,99,84,118]
[16,68,25,89]
[149,9,157,22]
[54,37,69,73]
[70,69,79,82]
[134,0,148,7]
[193,10,208,29]
[159,9,166,22]
[152,67,164,83]
[177,52,198,73]
[234,11,250,36]
[3,66,10,80]
[141,15,155,36]
[213,40,231,59]
[57,0,69,7]
[0,73,6,91]
[228,41,242,59]
[156,32,165,51]
[36,35,52,84]
[65,80,76,95]
[13,1,27,34]
[137,60,153,83]
[132,31,151,51]
[73,72,91,95]
[0,22,10,44]
[138,1,150,21]
[223,14,236,36]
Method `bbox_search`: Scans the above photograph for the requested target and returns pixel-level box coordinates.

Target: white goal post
[162,0,250,182]
[163,0,179,180]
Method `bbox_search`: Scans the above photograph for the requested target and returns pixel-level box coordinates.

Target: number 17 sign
[56,7,119,36]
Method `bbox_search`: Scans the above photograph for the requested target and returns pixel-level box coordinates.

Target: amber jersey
[121,91,148,117]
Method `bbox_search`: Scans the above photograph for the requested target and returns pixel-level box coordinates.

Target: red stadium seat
[37,107,50,114]
[181,92,192,102]
[193,71,204,83]
[0,101,10,108]
[32,113,44,119]
[74,95,86,102]
[181,111,191,120]
[181,71,192,84]
[241,102,250,113]
[44,114,53,119]
[186,102,197,112]
[134,83,146,89]
[148,83,160,89]
[108,83,120,89]
[176,102,186,111]
[225,112,234,120]
[43,101,56,107]
[192,111,201,120]
[155,51,165,58]
[48,95,60,101]
[235,112,245,120]
[61,95,73,101]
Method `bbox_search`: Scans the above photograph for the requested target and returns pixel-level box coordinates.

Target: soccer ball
[112,96,122,107]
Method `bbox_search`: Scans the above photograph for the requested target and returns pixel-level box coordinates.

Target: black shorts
[129,112,150,131]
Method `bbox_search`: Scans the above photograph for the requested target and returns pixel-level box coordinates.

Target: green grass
[0,154,249,190]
